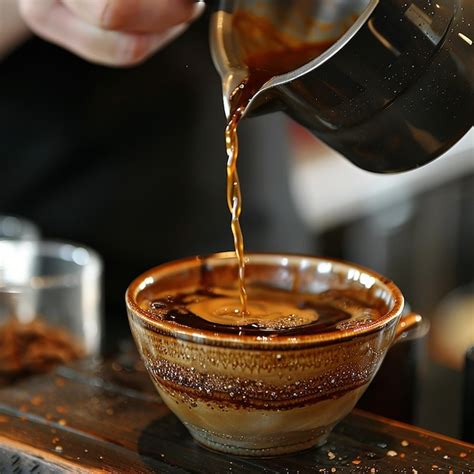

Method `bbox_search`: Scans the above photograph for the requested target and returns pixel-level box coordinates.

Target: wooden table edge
[353,409,474,449]
[0,434,103,473]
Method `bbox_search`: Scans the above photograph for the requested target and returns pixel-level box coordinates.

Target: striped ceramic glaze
[126,253,421,456]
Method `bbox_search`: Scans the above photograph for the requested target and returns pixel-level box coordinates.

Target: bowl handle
[392,312,423,345]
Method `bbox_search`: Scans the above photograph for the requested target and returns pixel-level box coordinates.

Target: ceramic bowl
[126,253,421,456]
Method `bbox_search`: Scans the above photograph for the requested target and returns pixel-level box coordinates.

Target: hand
[19,0,204,66]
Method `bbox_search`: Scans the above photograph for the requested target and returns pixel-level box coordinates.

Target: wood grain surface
[0,351,472,473]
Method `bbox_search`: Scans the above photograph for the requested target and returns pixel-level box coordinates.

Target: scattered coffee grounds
[0,318,84,385]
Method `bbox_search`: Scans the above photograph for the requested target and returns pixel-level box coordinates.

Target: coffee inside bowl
[140,285,388,337]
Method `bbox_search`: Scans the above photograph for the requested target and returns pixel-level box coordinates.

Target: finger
[19,0,189,66]
[61,0,204,34]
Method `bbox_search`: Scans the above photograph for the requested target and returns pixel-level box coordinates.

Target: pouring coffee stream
[224,10,337,314]
[211,0,473,315]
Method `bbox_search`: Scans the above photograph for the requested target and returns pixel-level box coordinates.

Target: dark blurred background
[288,125,474,440]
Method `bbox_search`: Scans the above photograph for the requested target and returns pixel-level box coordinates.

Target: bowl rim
[125,252,404,349]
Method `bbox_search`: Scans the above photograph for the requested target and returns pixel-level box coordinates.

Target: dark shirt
[0,18,311,346]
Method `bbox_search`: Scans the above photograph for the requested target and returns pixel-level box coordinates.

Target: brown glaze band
[146,358,372,410]
[131,312,379,350]
[137,328,391,373]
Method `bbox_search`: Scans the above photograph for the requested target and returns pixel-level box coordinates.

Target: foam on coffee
[187,287,318,329]
[142,285,387,336]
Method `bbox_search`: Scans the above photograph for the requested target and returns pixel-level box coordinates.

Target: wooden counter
[0,352,472,473]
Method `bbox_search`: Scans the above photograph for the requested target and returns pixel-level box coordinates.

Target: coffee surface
[225,11,336,314]
[143,286,387,337]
